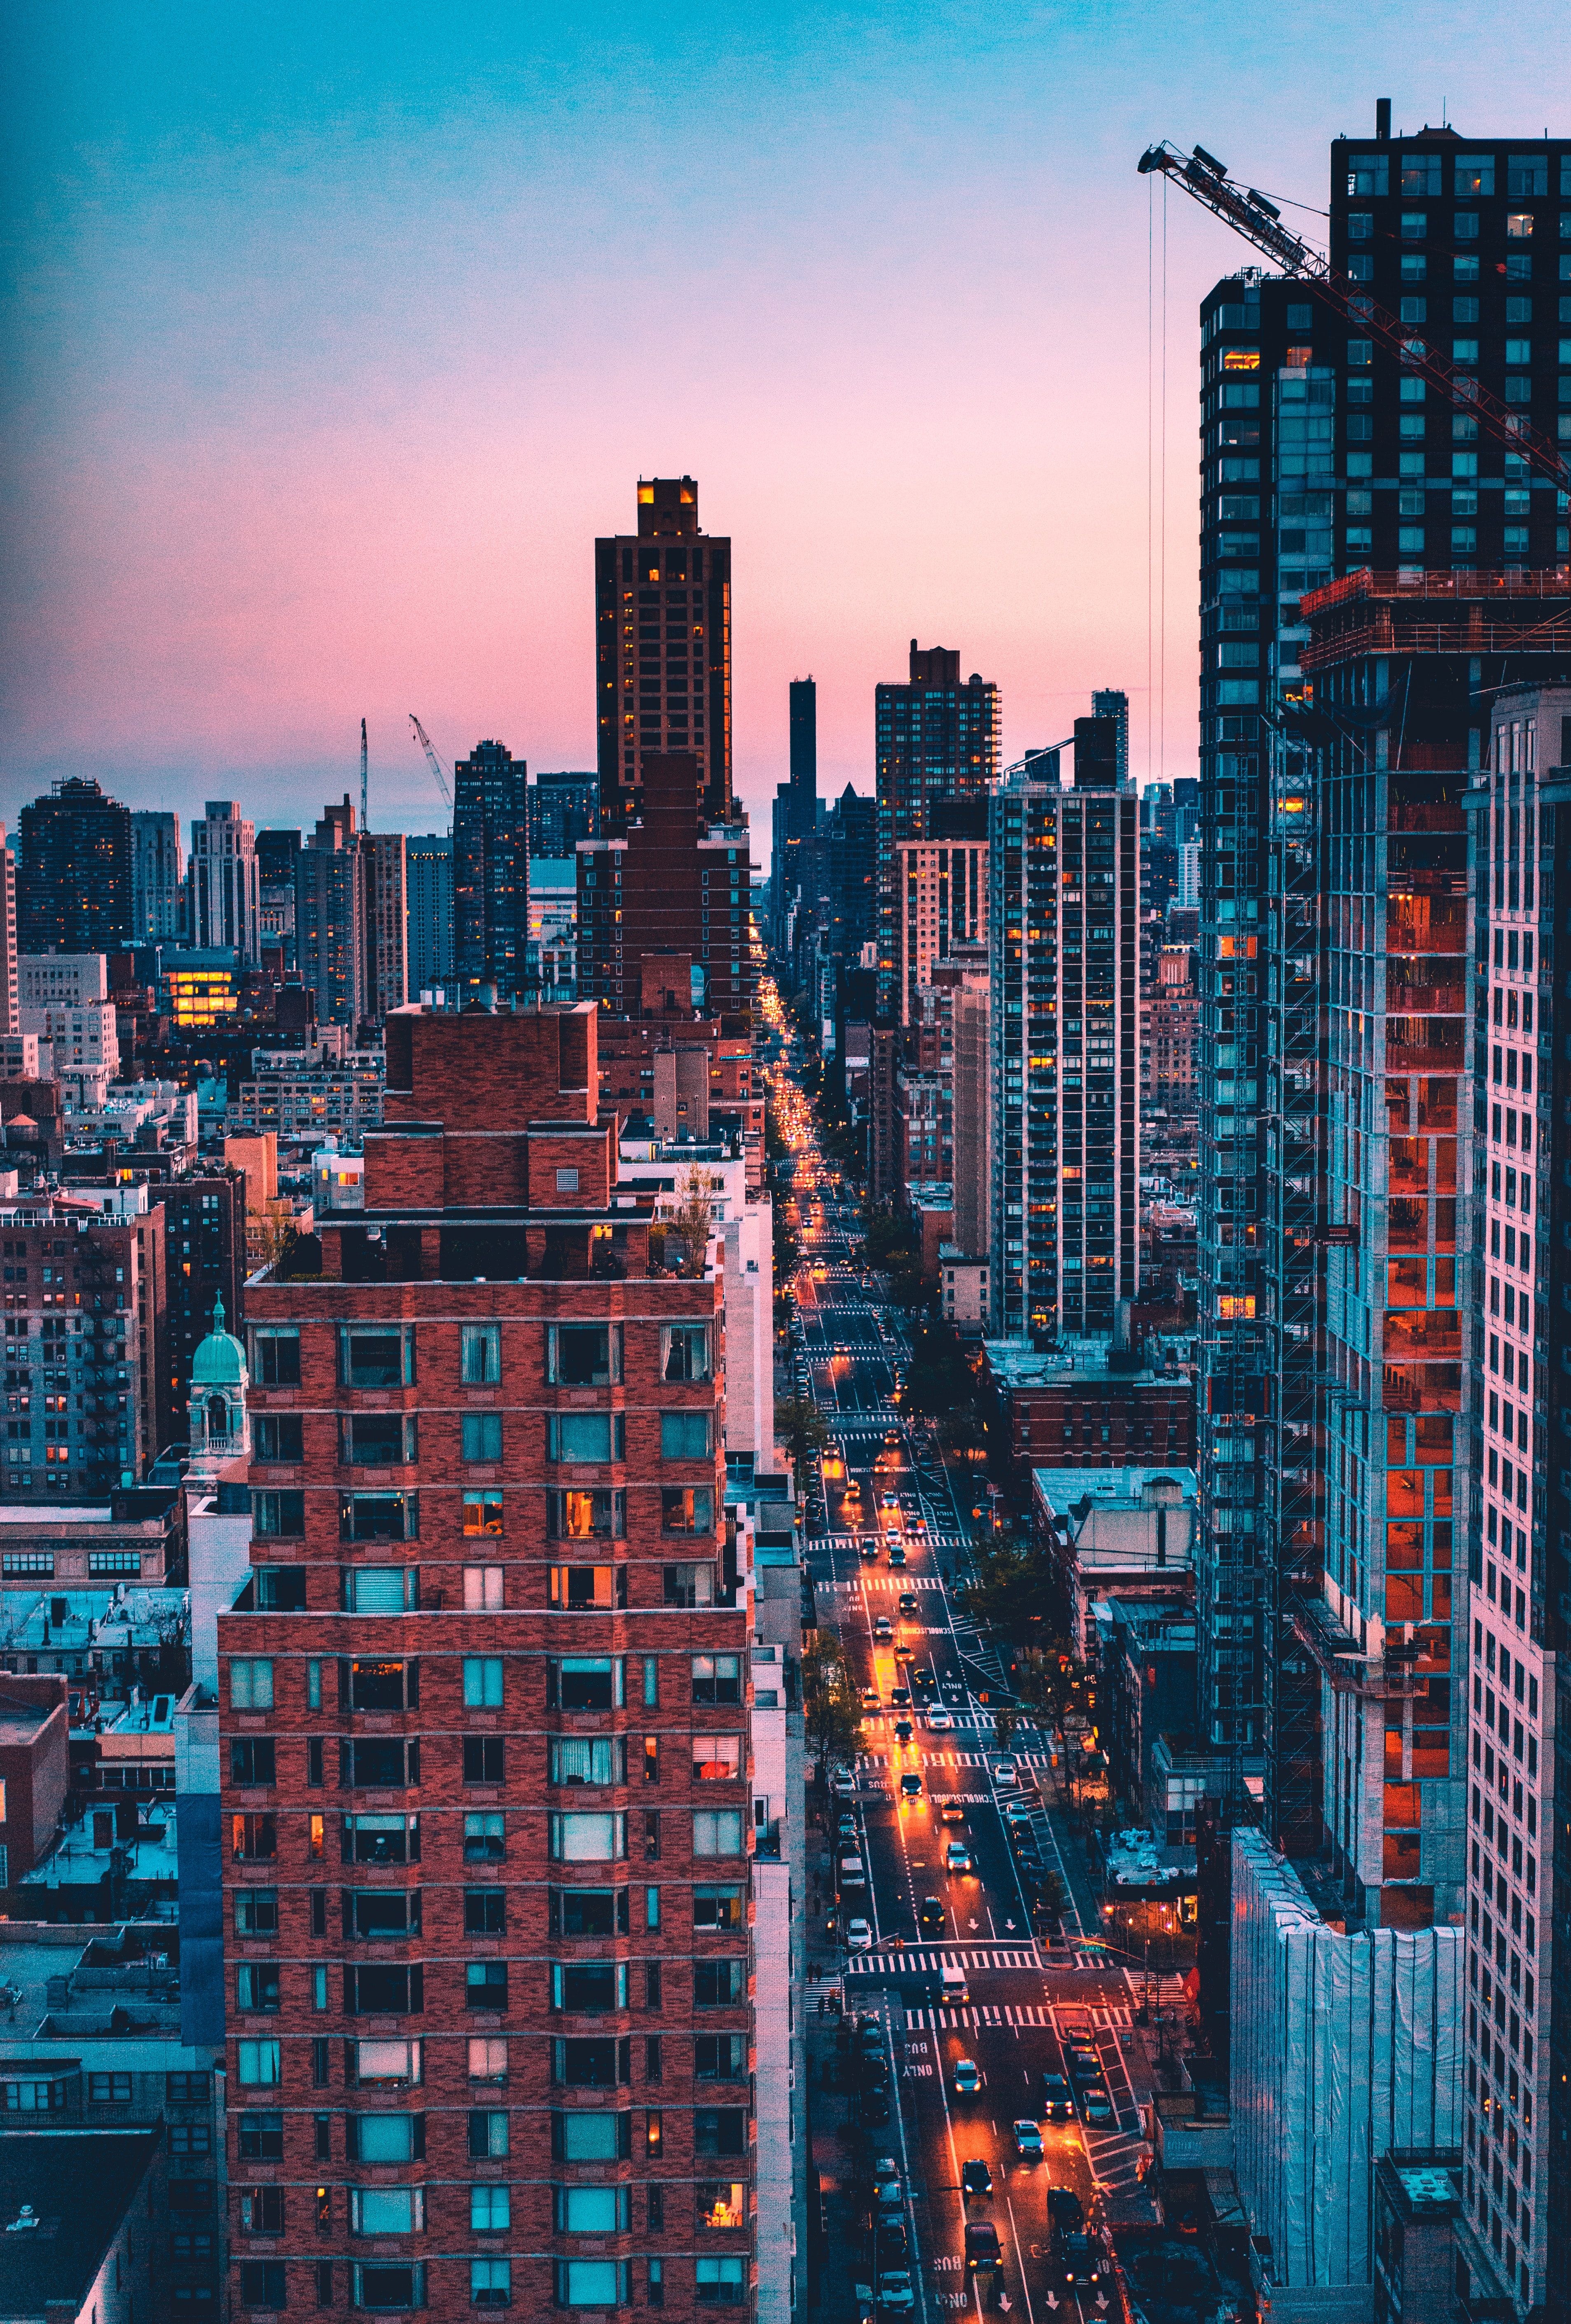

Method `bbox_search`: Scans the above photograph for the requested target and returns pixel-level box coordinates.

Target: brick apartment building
[218,1003,754,2319]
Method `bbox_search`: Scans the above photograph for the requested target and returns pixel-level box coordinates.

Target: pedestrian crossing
[901,1999,1136,2031]
[846,1945,1042,1976]
[855,1748,1052,1768]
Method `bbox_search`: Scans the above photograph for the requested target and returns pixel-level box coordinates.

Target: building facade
[893,837,987,1028]
[217,1005,757,2320]
[875,643,1000,1016]
[596,478,732,836]
[190,800,262,964]
[18,778,133,957]
[406,834,455,999]
[529,775,600,863]
[366,832,410,1023]
[297,799,367,1031]
[131,811,184,942]
[454,743,531,1005]
[576,755,756,1024]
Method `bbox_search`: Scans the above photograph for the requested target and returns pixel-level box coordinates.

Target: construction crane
[360,717,369,831]
[407,714,454,818]
[1138,138,1571,491]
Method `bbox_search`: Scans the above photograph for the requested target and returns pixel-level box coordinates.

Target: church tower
[187,1293,249,1477]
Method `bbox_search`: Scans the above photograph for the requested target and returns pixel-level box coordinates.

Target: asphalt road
[763,1003,1164,2324]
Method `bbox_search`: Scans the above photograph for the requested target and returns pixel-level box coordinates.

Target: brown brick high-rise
[595,479,732,835]
[219,1003,754,2319]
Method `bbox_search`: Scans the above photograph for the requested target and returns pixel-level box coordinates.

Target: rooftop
[986,1335,1184,1390]
[0,2128,159,2313]
[1378,2154,1463,2219]
[1034,1464,1197,1514]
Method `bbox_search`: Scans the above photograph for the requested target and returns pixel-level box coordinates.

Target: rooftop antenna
[360,718,369,832]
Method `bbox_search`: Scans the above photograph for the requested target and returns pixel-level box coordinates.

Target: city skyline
[6,4,1562,835]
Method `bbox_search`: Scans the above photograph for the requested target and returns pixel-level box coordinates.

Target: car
[899,1772,923,1798]
[1013,2120,1044,2161]
[926,1707,954,1731]
[873,1615,894,1640]
[884,1527,901,1548]
[1046,2187,1084,2235]
[919,1898,946,1935]
[1081,2088,1116,2125]
[989,1758,1020,1790]
[1062,2234,1104,2289]
[832,1769,857,1798]
[938,1802,966,1825]
[874,2274,915,2314]
[952,2057,982,2097]
[898,1592,920,1616]
[860,1688,881,1711]
[961,2159,994,2200]
[880,1491,899,1510]
[890,1687,912,1709]
[893,1718,914,1742]
[867,2220,909,2264]
[837,1815,859,1842]
[887,1543,907,1566]
[964,2221,1003,2273]
[1039,2072,1073,2119]
[846,1918,873,1950]
[911,1668,935,1696]
[893,1639,914,1662]
[945,1841,973,1874]
[872,2172,904,2216]
[859,1538,879,1562]
[1065,2043,1101,2076]
[859,2052,890,2088]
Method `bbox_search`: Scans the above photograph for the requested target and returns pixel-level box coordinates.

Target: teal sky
[2,1,1562,839]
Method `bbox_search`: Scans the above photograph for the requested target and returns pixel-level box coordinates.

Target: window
[1508,154,1549,197]
[553,2036,628,2088]
[238,2111,284,2161]
[166,2071,212,2106]
[231,1659,274,1710]
[253,1492,304,1538]
[467,1961,509,2011]
[470,2184,510,2233]
[351,2038,422,2087]
[693,1736,742,1782]
[236,2040,281,2087]
[351,2261,424,2312]
[231,1739,276,1786]
[549,1811,627,1861]
[661,1410,711,1459]
[462,1563,504,1610]
[692,1654,741,1704]
[464,1657,504,1707]
[548,1736,625,1786]
[343,1891,419,1940]
[468,2038,507,2082]
[664,1564,717,1607]
[339,1325,414,1387]
[348,2114,423,2163]
[548,1412,624,1463]
[462,1412,502,1463]
[461,1324,501,1385]
[342,1658,416,1711]
[341,1737,418,1789]
[696,2257,746,2304]
[468,2109,510,2158]
[465,1812,505,1861]
[693,1885,744,1931]
[553,1960,628,2011]
[344,1963,423,2014]
[551,2110,631,2161]
[240,2261,287,2309]
[547,1487,624,1539]
[547,1323,621,1385]
[463,1493,503,1536]
[549,1564,624,1609]
[661,1323,711,1381]
[349,2187,423,2238]
[465,1888,506,1934]
[1,1552,52,1576]
[472,2259,512,2308]
[1454,154,1494,196]
[662,1486,714,1534]
[342,1812,420,1865]
[88,2070,133,2103]
[340,1412,416,1466]
[1400,152,1441,196]
[693,1810,744,1857]
[250,1328,300,1386]
[464,1737,505,1785]
[254,1414,303,1464]
[694,2107,747,2156]
[694,1959,745,2008]
[340,1491,417,1543]
[551,1657,624,1710]
[232,1814,278,1862]
[550,1886,630,1937]
[697,2183,746,2230]
[240,2185,286,2233]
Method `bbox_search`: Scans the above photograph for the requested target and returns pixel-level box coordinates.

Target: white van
[838,1855,867,1891]
[940,1962,970,2005]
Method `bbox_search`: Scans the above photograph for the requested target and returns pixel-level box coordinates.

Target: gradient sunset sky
[3,2,1561,849]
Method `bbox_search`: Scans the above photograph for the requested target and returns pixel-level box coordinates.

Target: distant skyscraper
[0,827,17,1039]
[17,777,132,956]
[595,476,732,833]
[990,749,1140,1341]
[131,811,183,941]
[788,677,818,840]
[257,828,300,967]
[295,796,365,1028]
[527,771,599,860]
[454,739,530,1002]
[1091,689,1130,786]
[365,831,409,1022]
[189,800,261,963]
[875,642,1000,1015]
[404,833,454,996]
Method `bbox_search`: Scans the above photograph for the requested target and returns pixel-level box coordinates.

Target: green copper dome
[191,1294,247,1390]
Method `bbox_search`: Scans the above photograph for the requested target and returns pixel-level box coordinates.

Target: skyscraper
[875,643,1000,1016]
[787,678,817,840]
[576,753,756,1022]
[989,736,1140,1341]
[528,772,600,860]
[364,831,409,1022]
[131,810,184,941]
[454,740,531,1004]
[189,800,262,963]
[0,826,16,1039]
[1091,689,1130,786]
[219,1005,750,2320]
[295,796,366,1029]
[405,833,454,996]
[17,776,132,956]
[595,477,732,833]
